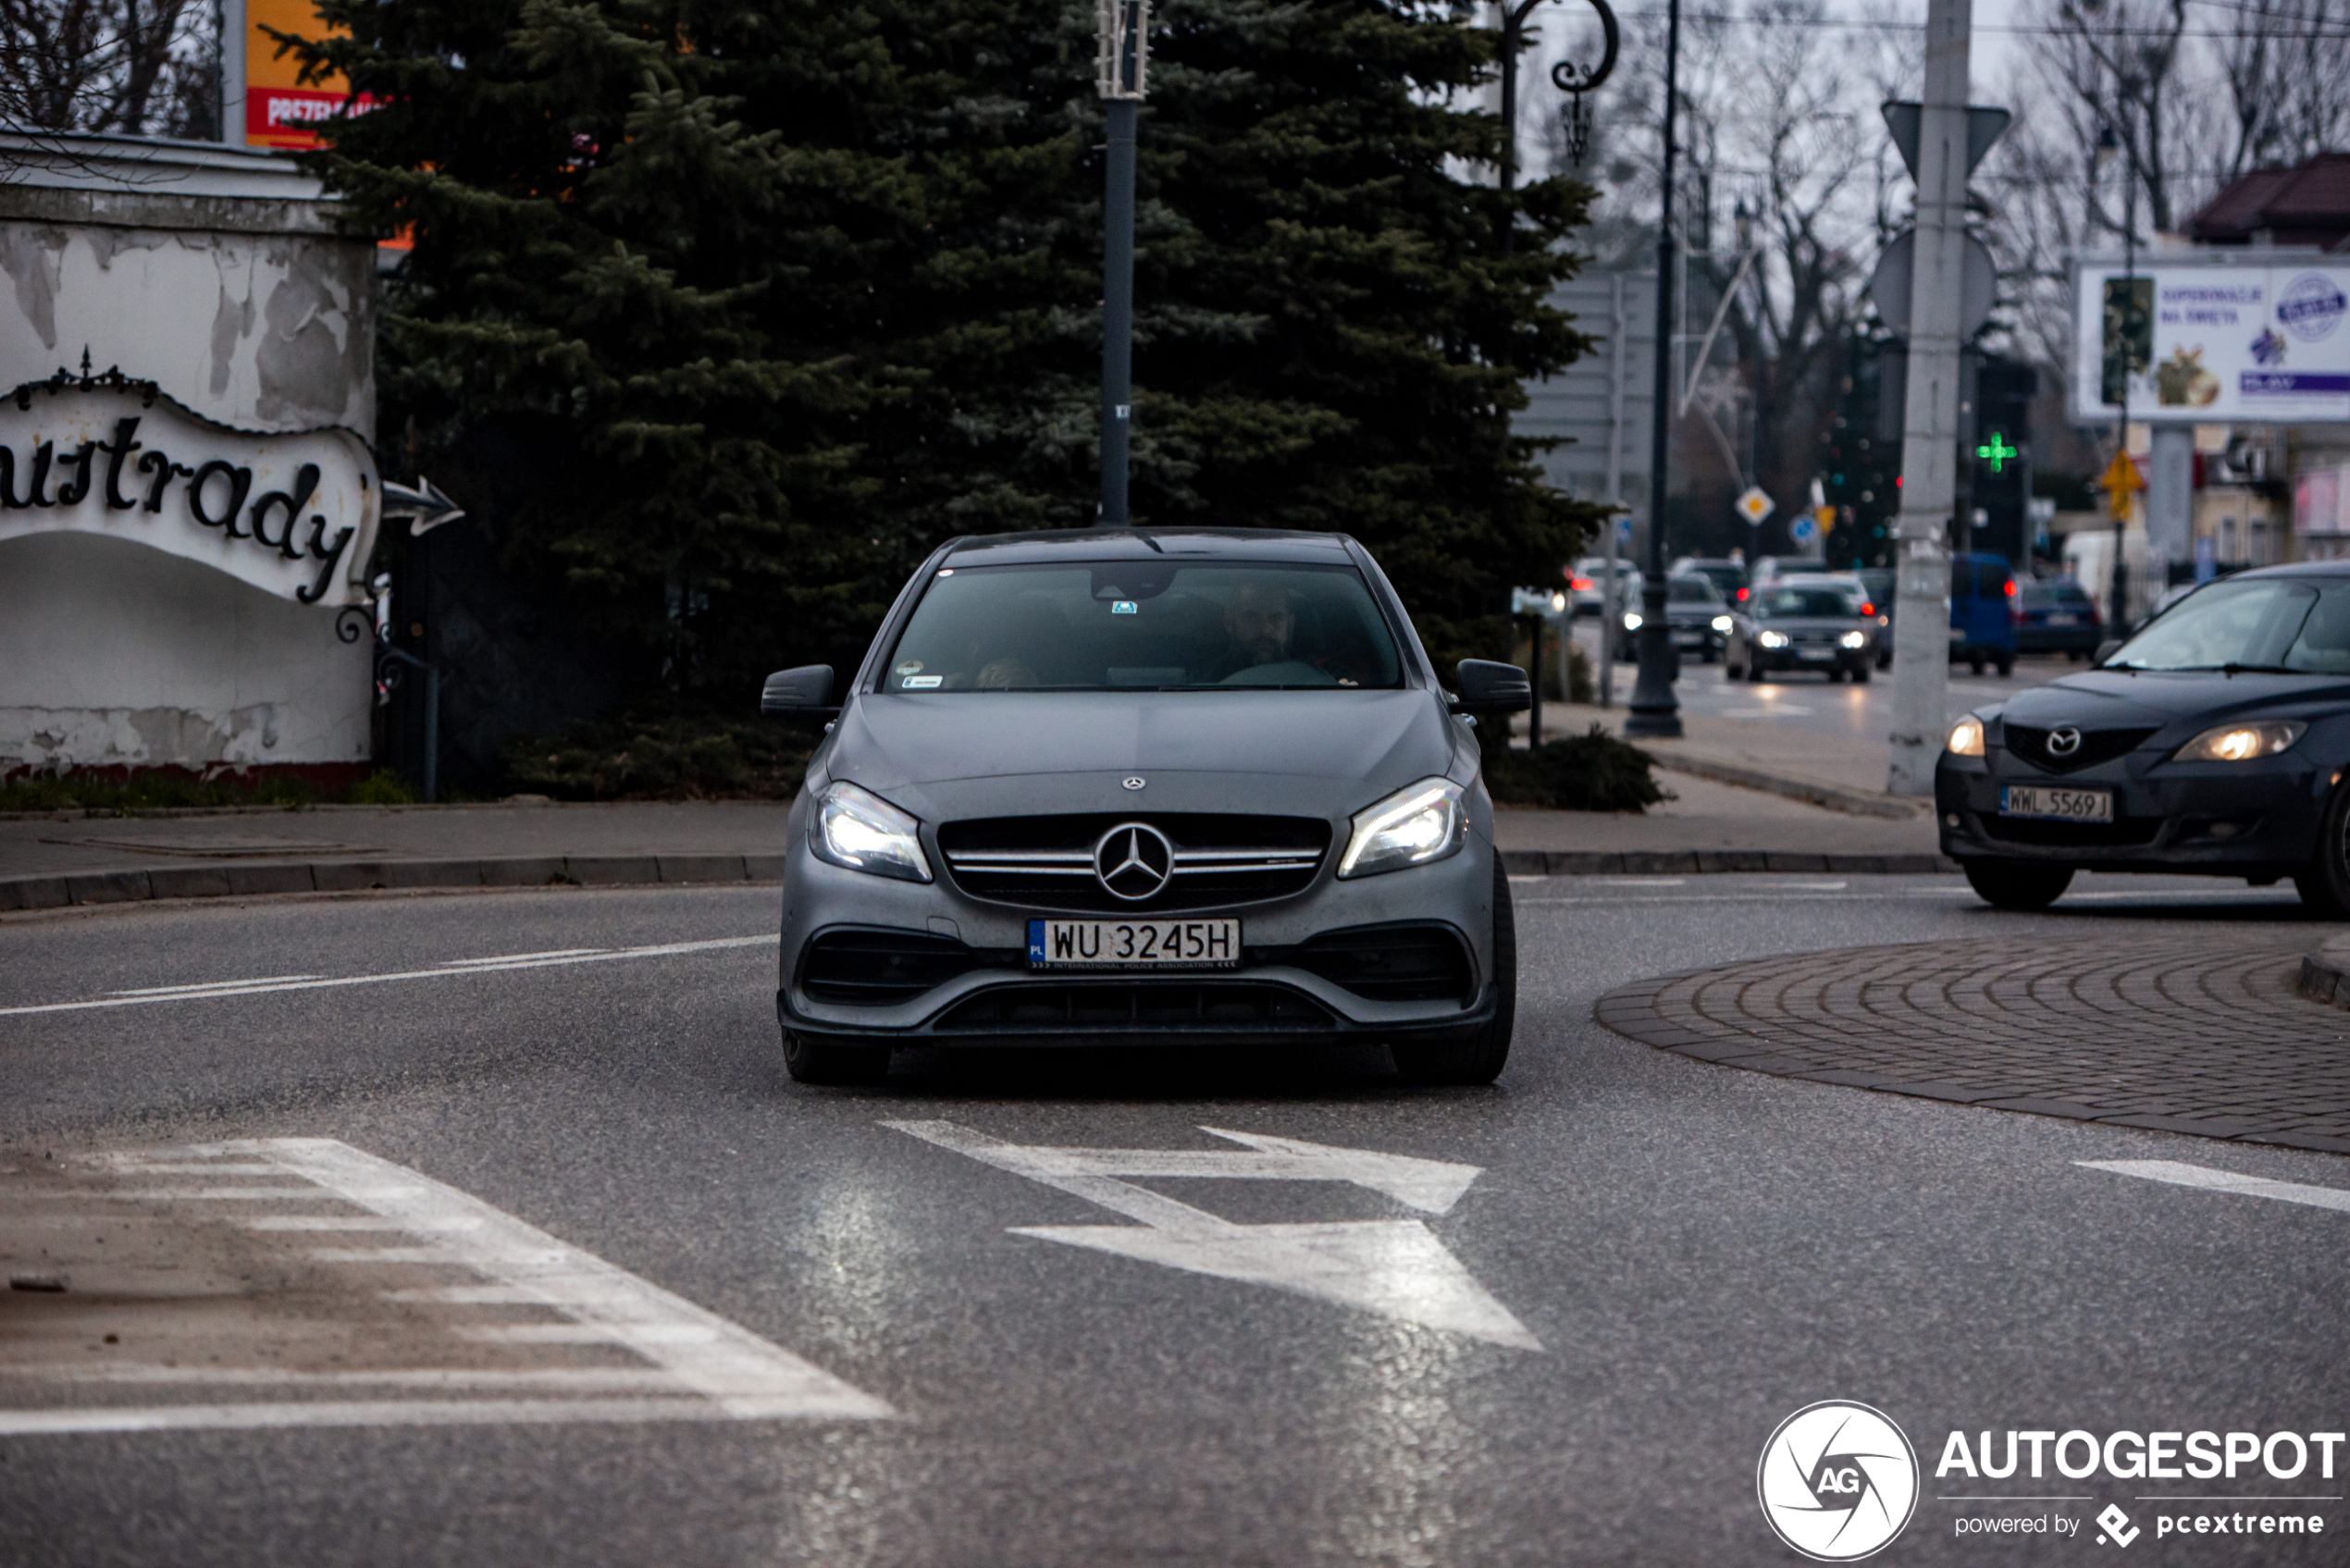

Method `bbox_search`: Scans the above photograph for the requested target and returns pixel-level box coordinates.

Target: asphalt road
[1569,617,2063,741]
[3,877,2346,1566]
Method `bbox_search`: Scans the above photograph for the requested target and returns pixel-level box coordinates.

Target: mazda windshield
[2105,576,2350,673]
[883,562,1405,691]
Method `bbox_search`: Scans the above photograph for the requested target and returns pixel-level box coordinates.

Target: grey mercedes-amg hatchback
[760,528,1530,1086]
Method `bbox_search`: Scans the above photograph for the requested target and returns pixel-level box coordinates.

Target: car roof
[939,527,1358,566]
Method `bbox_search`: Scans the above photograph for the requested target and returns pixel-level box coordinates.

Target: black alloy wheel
[1391,857,1515,1086]
[1962,860,2075,910]
[783,1028,892,1085]
[2294,777,2350,916]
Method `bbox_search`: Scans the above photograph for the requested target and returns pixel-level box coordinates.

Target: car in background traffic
[1671,557,1750,606]
[1938,562,2350,912]
[1616,574,1733,663]
[1568,557,1638,619]
[1951,552,2018,675]
[2014,578,2104,660]
[1724,578,1876,683]
[1857,566,1897,669]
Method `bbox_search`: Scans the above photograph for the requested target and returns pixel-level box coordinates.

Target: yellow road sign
[2100,451,2144,519]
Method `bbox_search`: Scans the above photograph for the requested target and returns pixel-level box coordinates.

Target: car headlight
[1839,630,1868,649]
[810,781,933,882]
[1711,614,1732,632]
[1946,715,1986,758]
[2172,720,2307,762]
[1339,778,1466,880]
[1758,629,1789,648]
[1622,611,1643,631]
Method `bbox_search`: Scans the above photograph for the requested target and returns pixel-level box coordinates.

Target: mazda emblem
[1094,822,1174,901]
[2046,725,2084,758]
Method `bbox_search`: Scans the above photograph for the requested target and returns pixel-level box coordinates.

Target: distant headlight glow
[1758,629,1790,648]
[2172,720,2306,762]
[1839,630,1868,648]
[1622,611,1643,631]
[1712,614,1733,632]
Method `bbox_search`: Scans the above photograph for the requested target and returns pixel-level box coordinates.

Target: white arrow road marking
[885,1120,1540,1351]
[2078,1159,2350,1215]
[0,1139,888,1435]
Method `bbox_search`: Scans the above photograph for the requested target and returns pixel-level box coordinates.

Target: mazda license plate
[1028,918,1241,969]
[1998,785,2112,822]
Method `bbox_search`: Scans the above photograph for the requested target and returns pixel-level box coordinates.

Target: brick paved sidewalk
[1595,932,2350,1155]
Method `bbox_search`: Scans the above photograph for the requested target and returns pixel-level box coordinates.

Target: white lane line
[110,1186,423,1202]
[241,1216,484,1232]
[108,975,324,997]
[2079,1159,2350,1216]
[25,1364,686,1391]
[0,933,777,1019]
[1,1138,887,1436]
[438,948,607,966]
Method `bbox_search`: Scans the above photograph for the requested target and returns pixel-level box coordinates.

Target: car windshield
[1667,577,1723,604]
[2105,576,2350,673]
[1754,586,1858,619]
[884,562,1405,691]
[1857,569,1894,600]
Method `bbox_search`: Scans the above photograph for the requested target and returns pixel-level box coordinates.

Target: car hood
[1997,669,2350,729]
[819,688,1457,821]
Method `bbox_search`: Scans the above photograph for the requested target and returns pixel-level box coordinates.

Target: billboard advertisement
[245,0,377,150]
[2072,258,2350,424]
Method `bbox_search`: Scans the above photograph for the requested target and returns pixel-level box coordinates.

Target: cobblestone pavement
[1594,930,2350,1154]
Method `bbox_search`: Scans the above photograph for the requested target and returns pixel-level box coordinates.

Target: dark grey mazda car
[759,529,1531,1086]
[1938,562,2350,910]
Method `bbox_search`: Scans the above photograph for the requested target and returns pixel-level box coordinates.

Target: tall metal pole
[2109,171,2137,630]
[1624,0,1683,737]
[1097,0,1147,525]
[1883,0,1973,795]
[1601,272,1626,710]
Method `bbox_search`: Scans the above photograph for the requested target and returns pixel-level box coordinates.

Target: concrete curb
[0,854,786,912]
[2295,934,2350,1007]
[1497,849,1956,876]
[1643,752,1925,821]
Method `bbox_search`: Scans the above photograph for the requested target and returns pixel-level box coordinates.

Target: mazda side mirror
[1451,659,1532,714]
[761,664,838,720]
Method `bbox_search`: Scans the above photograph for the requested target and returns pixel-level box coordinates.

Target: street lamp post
[1097,0,1148,526]
[2096,120,2138,630]
[1624,0,1684,737]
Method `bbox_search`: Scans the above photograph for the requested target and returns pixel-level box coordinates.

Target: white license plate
[2046,613,2077,626]
[1028,918,1240,969]
[1999,785,2113,822]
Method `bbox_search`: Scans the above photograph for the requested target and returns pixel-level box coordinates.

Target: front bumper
[1751,646,1868,674]
[775,816,1502,1047]
[1936,747,2327,873]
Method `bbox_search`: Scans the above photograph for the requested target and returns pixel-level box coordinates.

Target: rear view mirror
[1452,659,1532,714]
[761,665,837,719]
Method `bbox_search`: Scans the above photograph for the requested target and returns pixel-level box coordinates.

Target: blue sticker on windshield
[1111,600,1138,614]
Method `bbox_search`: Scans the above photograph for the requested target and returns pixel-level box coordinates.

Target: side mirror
[1452,658,1532,714]
[761,665,837,719]
[2092,639,2121,665]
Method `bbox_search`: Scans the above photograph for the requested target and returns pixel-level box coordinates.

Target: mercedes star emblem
[2047,725,2084,757]
[1094,822,1174,901]
[1122,776,1146,791]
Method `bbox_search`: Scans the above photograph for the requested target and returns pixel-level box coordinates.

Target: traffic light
[1970,358,2036,562]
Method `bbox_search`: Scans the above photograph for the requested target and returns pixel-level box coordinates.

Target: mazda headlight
[1758,629,1789,648]
[2172,720,2306,762]
[1622,611,1643,631]
[810,781,932,882]
[1711,614,1733,632]
[1947,715,1986,758]
[1339,778,1466,880]
[1839,630,1868,649]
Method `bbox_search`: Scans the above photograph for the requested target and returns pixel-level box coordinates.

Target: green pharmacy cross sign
[1975,432,2019,474]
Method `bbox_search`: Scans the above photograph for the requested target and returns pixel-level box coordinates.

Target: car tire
[1969,654,1987,675]
[1996,654,2015,676]
[1826,666,1845,684]
[1962,860,2074,910]
[1748,660,1767,684]
[2294,780,2350,916]
[1391,858,1515,1087]
[1852,664,1873,684]
[782,1028,892,1085]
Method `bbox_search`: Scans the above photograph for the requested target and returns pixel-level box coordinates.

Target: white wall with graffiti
[0,134,380,781]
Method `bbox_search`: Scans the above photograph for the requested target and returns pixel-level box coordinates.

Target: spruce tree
[295,0,1603,700]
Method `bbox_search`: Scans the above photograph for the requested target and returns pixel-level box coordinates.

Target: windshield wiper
[2112,661,2301,675]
